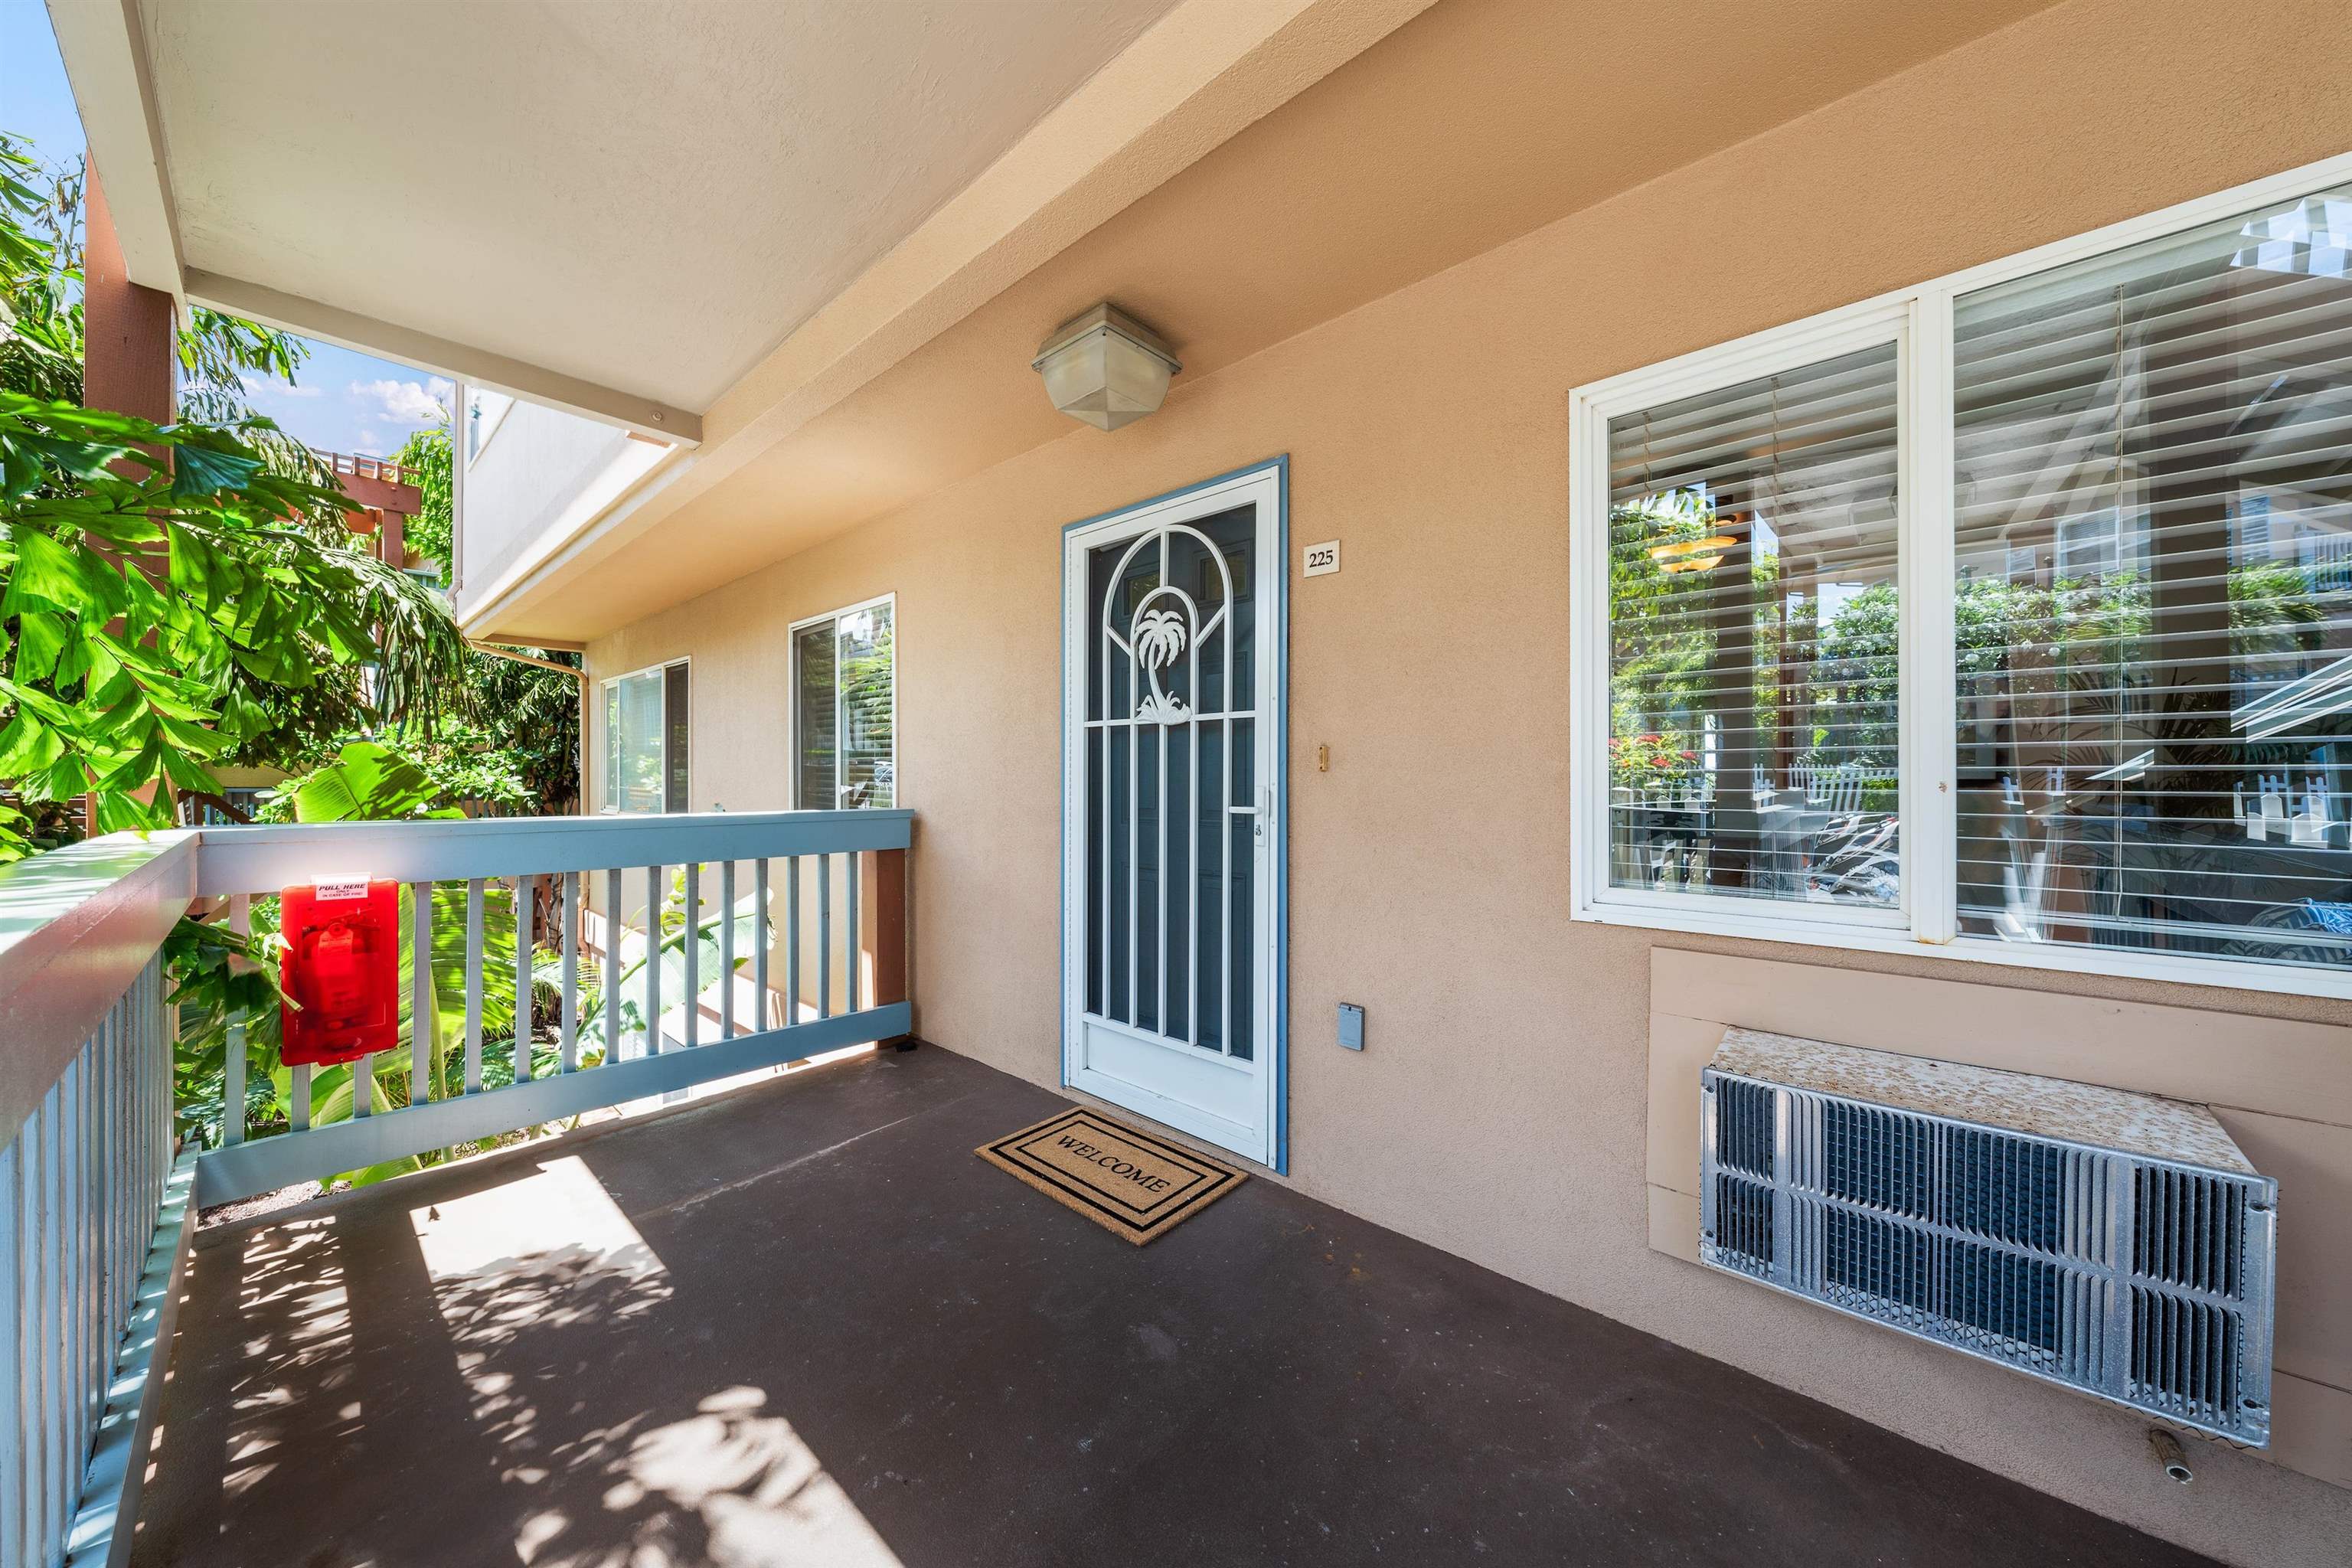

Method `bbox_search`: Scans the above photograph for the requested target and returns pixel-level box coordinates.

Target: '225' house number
[1302,541,1341,577]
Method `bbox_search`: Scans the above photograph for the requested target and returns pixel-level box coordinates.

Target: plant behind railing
[0,133,469,859]
[169,740,771,1188]
[168,742,519,1180]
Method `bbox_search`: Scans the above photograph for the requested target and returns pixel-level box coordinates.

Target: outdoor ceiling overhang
[48,0,1377,439]
[49,0,2064,645]
[47,0,1437,518]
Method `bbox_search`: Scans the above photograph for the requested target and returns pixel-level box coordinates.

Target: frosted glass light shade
[1032,304,1181,431]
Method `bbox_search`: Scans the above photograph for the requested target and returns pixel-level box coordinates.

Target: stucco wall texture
[583,2,2352,1560]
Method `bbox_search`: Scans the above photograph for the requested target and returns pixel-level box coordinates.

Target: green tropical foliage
[10,122,746,1194]
[5,138,335,493]
[394,423,582,811]
[0,391,370,845]
[252,724,532,820]
[1611,490,2340,779]
[580,869,768,1043]
[0,132,466,849]
[394,424,452,569]
[177,737,770,1182]
[168,741,528,1176]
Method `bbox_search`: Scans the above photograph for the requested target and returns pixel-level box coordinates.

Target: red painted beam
[335,471,422,515]
[82,168,174,426]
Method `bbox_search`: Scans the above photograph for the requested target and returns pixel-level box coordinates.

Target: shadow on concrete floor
[133,1044,2214,1568]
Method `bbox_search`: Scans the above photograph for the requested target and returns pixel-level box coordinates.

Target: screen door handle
[1230,787,1273,839]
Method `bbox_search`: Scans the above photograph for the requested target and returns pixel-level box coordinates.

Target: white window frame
[789,593,898,811]
[466,387,515,468]
[1569,146,2352,1002]
[598,656,688,815]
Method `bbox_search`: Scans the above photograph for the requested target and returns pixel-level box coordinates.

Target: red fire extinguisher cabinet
[279,878,401,1067]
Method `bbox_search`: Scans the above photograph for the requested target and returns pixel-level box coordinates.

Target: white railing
[2,835,194,1568]
[0,808,914,1567]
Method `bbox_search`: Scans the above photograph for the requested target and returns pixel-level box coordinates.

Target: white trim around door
[1060,459,1288,1170]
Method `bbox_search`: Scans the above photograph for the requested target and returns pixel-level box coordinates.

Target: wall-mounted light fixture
[1032,303,1181,431]
[1647,534,1737,573]
[1646,510,1742,573]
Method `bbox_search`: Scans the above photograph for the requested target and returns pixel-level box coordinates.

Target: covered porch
[137,1044,2202,1567]
[23,2,2352,1563]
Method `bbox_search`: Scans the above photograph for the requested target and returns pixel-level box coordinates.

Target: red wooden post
[380,505,405,570]
[80,167,178,832]
[858,848,913,1045]
[81,169,175,426]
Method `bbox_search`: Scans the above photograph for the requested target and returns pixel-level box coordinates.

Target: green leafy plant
[580,867,769,1044]
[392,423,582,811]
[175,740,771,1189]
[168,741,524,1174]
[0,131,467,852]
[0,391,377,844]
[393,425,452,570]
[258,720,534,820]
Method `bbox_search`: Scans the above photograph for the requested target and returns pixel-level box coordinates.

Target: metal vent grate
[1700,1068,2276,1445]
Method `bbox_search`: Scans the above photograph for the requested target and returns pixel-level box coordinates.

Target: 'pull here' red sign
[279,878,400,1067]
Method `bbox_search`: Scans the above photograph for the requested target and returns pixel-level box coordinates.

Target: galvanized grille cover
[1700,1068,2277,1445]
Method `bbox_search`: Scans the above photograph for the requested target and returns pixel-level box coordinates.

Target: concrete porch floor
[133,1046,2215,1568]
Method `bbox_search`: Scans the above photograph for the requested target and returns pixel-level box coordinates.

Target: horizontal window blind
[1605,343,1902,909]
[1953,185,2352,967]
[795,604,897,810]
[794,622,838,809]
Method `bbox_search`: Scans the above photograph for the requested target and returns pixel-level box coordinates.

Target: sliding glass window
[793,597,896,809]
[1606,344,1903,911]
[1953,188,2352,971]
[603,661,687,814]
[1576,165,2352,992]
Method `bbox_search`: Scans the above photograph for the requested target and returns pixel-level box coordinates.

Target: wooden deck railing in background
[317,449,423,488]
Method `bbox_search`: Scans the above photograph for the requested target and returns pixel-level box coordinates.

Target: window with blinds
[1579,165,2352,993]
[793,598,896,809]
[1606,343,1902,910]
[1954,188,2352,969]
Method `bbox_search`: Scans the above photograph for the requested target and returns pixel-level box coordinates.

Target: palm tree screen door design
[1063,467,1282,1167]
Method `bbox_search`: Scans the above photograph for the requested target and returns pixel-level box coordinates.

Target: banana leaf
[580,882,770,1044]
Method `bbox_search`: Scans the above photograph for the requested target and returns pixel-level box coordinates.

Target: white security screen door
[1063,464,1284,1168]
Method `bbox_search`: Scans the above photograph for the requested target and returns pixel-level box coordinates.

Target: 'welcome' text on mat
[976,1107,1246,1244]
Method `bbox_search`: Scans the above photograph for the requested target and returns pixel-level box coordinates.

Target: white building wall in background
[453,393,668,622]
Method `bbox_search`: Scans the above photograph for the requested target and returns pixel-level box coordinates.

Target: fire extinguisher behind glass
[279,879,401,1067]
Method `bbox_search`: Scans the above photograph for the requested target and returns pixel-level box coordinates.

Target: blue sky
[3,2,452,457]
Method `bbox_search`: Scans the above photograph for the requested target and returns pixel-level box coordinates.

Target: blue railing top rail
[0,810,918,1148]
[190,808,914,896]
[0,831,194,1148]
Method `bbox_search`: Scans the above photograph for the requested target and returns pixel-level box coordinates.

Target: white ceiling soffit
[456,0,1440,631]
[44,0,179,284]
[51,0,1209,438]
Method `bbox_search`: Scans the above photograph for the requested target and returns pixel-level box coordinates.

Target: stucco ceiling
[139,0,1180,413]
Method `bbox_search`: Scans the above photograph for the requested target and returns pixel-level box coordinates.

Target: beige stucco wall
[580,2,2352,1560]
